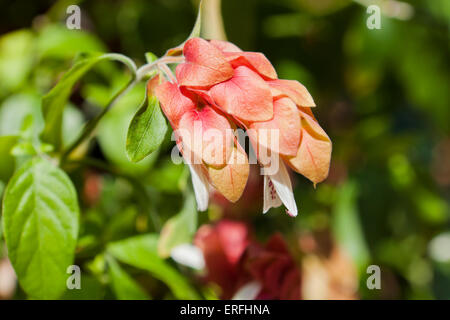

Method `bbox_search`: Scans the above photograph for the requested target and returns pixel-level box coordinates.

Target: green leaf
[61,275,105,300]
[145,52,158,64]
[0,135,18,182]
[40,53,136,150]
[37,25,106,61]
[2,157,80,299]
[158,193,197,258]
[0,30,34,94]
[62,105,85,148]
[332,181,370,274]
[165,0,204,56]
[107,256,150,300]
[0,93,43,138]
[189,0,203,39]
[126,86,168,162]
[11,141,37,157]
[0,93,83,151]
[97,84,158,176]
[107,234,199,299]
[148,159,188,193]
[0,210,4,249]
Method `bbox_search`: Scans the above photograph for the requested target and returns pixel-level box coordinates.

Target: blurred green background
[0,0,449,299]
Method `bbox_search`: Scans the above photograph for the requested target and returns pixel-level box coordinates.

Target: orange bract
[155,81,195,128]
[209,66,273,122]
[176,38,233,87]
[155,38,331,212]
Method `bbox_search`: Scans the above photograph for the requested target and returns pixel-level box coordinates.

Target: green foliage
[126,92,168,163]
[107,234,200,299]
[2,157,79,299]
[158,193,197,257]
[0,136,18,182]
[107,256,151,300]
[0,94,43,138]
[0,30,34,95]
[41,53,136,150]
[61,275,105,300]
[97,83,159,175]
[147,158,188,193]
[37,25,106,60]
[332,181,370,274]
[189,0,203,39]
[0,0,448,301]
[145,52,158,64]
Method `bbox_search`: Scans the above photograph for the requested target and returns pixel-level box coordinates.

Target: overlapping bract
[155,38,332,213]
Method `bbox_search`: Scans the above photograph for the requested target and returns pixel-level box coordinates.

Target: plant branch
[59,77,136,163]
[59,55,184,164]
[136,56,184,81]
[201,0,227,40]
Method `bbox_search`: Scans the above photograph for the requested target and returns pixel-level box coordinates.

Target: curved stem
[201,0,227,40]
[60,77,135,163]
[136,56,184,81]
[158,62,177,83]
[60,55,184,164]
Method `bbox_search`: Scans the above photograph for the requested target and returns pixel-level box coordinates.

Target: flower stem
[60,77,135,164]
[201,0,227,40]
[136,56,184,81]
[59,55,184,164]
[158,62,177,83]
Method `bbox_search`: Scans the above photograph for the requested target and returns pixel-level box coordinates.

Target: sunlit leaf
[158,193,197,258]
[0,135,18,182]
[2,157,79,299]
[37,25,105,60]
[126,82,167,163]
[0,93,43,137]
[40,53,136,150]
[107,256,150,300]
[147,159,187,193]
[166,0,204,56]
[61,275,105,300]
[189,0,203,39]
[97,84,158,175]
[107,234,199,299]
[145,52,158,64]
[0,30,34,94]
[331,181,370,274]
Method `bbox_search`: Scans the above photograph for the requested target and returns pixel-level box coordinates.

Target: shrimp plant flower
[154,37,332,216]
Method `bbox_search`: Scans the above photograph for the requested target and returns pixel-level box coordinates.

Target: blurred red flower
[243,233,301,300]
[195,220,301,300]
[194,220,250,299]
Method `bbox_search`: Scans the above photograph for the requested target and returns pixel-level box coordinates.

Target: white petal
[188,163,209,211]
[263,174,282,213]
[170,244,205,270]
[265,159,298,216]
[232,281,262,300]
